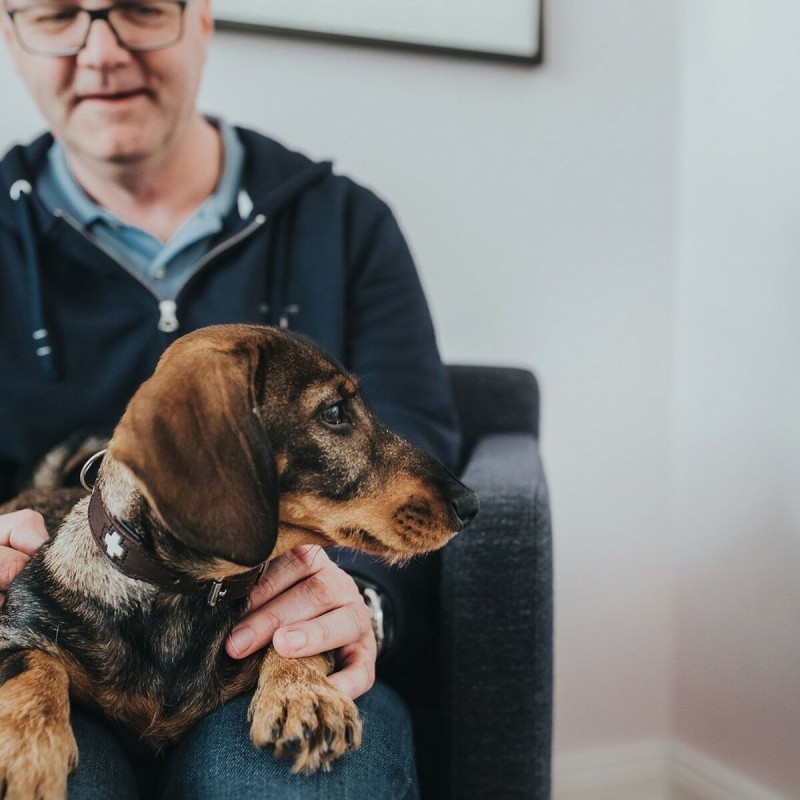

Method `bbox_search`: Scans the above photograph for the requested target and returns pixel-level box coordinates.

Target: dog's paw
[249,679,362,774]
[0,715,78,800]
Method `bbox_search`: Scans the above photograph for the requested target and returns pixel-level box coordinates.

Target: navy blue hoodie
[0,127,461,691]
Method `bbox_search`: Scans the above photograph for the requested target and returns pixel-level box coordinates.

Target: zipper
[174,214,267,306]
[158,300,179,333]
[53,208,160,300]
[52,210,268,334]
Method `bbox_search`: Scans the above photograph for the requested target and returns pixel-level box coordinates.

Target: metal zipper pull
[158,300,179,333]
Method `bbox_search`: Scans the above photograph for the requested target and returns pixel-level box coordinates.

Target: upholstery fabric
[415,366,553,799]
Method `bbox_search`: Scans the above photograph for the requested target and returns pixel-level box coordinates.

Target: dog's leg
[0,649,78,800]
[248,647,362,774]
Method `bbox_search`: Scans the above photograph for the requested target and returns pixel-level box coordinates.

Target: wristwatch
[353,577,392,657]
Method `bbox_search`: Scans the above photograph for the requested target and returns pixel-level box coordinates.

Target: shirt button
[154,268,166,280]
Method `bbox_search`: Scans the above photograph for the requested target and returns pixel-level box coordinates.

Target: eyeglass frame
[4,0,190,57]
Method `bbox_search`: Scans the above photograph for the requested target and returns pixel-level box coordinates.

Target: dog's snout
[452,490,479,529]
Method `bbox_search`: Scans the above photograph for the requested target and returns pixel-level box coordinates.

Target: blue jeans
[68,682,420,800]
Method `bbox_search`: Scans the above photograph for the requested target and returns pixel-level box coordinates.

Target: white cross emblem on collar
[104,531,126,560]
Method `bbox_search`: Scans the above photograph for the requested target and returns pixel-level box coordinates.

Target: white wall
[673,2,800,797]
[3,1,796,795]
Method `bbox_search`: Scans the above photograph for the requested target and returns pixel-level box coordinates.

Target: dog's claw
[249,661,363,774]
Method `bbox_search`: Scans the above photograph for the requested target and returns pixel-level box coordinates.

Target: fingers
[0,511,50,595]
[245,545,329,612]
[0,545,30,592]
[225,542,378,702]
[272,602,374,659]
[0,510,49,556]
[226,546,363,659]
[326,641,377,700]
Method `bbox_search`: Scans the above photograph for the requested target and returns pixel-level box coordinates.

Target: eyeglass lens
[10,1,185,55]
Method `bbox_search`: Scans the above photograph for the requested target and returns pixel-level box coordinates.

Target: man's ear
[111,337,278,567]
[1,10,16,50]
[1,11,25,78]
[199,0,214,37]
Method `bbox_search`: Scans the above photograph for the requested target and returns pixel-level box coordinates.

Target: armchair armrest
[441,433,553,800]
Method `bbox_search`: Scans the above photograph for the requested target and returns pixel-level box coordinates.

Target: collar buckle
[207,580,228,607]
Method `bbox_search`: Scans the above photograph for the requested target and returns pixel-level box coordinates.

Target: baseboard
[671,743,790,800]
[553,740,671,800]
[553,740,791,800]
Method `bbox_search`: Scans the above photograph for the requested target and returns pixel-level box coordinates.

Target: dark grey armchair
[412,366,553,799]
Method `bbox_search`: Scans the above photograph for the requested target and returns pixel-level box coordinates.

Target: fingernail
[283,630,307,650]
[229,627,254,655]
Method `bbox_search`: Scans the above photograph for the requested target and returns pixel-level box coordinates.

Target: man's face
[1,0,213,167]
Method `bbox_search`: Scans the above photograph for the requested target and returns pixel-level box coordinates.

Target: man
[0,0,460,797]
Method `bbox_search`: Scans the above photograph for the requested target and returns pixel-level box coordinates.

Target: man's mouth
[77,88,150,103]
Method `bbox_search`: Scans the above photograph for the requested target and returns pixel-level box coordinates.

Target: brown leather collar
[88,489,264,607]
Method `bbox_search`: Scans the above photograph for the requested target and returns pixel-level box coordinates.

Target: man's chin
[66,128,157,168]
[90,144,151,167]
[104,149,152,166]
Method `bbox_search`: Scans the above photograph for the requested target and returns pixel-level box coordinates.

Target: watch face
[358,583,389,655]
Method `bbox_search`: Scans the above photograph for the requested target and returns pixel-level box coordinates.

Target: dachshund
[0,324,478,799]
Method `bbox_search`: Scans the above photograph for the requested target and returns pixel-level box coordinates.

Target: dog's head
[107,325,477,572]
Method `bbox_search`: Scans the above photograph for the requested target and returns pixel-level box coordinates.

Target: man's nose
[75,16,130,67]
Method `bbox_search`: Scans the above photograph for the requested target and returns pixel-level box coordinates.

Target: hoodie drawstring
[10,179,58,381]
[268,205,300,330]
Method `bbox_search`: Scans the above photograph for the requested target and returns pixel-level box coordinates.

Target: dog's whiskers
[308,547,326,571]
[283,544,326,572]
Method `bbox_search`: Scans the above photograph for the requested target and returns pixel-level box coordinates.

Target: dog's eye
[320,403,351,428]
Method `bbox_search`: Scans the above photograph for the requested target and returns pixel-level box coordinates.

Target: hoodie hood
[234,128,333,217]
[0,129,333,230]
[0,134,53,233]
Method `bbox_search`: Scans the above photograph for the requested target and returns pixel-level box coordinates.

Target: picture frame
[213,1,543,65]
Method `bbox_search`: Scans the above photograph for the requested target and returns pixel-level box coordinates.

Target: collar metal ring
[80,448,108,492]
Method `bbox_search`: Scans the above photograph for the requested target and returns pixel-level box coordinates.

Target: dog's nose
[452,490,480,529]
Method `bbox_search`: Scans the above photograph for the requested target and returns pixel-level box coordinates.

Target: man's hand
[0,510,50,608]
[226,545,377,700]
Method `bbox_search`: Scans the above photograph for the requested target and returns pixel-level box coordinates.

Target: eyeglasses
[5,1,189,56]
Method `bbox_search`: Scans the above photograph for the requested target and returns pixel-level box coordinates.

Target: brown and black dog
[0,324,478,799]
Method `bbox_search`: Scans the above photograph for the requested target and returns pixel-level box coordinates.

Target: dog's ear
[110,335,278,566]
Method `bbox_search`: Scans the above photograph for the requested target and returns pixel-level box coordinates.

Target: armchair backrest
[447,366,540,469]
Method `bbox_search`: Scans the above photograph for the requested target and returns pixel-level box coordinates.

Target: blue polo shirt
[36,118,246,302]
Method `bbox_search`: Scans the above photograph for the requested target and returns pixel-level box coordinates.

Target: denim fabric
[68,681,419,800]
[68,708,139,800]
